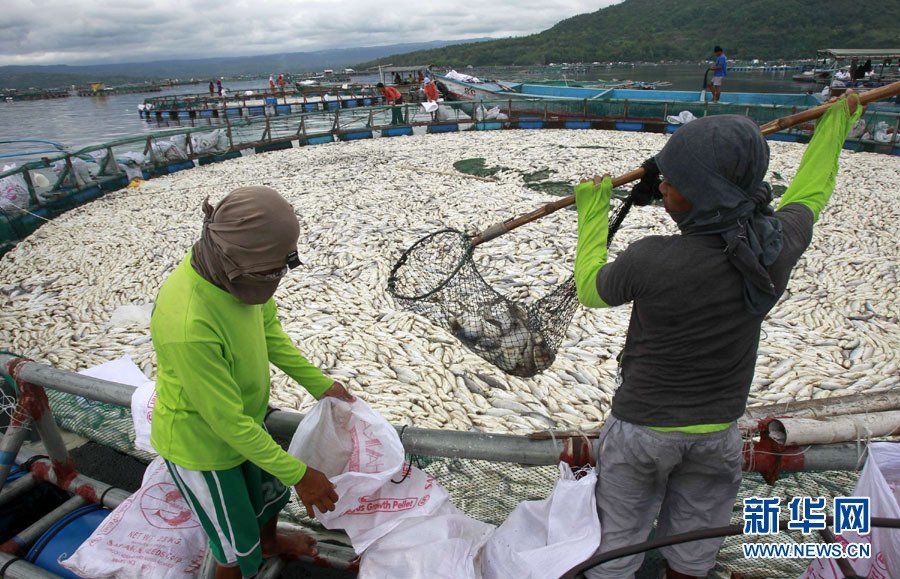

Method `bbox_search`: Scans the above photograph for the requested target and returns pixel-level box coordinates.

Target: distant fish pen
[2,95,899,257]
[139,85,388,123]
[1,90,69,102]
[77,84,162,97]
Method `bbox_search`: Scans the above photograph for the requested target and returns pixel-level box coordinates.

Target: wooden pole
[470,81,900,248]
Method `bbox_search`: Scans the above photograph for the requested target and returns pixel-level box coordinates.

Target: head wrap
[655,115,783,314]
[191,186,300,305]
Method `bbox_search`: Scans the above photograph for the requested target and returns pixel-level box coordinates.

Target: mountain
[0,39,490,89]
[360,0,900,67]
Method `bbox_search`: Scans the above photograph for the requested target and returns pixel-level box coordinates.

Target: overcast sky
[2,0,619,66]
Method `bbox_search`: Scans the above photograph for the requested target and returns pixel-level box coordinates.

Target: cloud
[0,0,619,65]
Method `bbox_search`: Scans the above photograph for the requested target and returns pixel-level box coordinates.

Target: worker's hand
[575,174,612,212]
[826,89,862,116]
[294,467,339,519]
[631,158,662,206]
[321,381,355,402]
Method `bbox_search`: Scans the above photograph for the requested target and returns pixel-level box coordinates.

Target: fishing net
[387,198,633,377]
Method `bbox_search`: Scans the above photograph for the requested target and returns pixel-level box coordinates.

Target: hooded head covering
[655,115,783,315]
[191,186,300,305]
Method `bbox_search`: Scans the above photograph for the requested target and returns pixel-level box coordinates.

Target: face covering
[190,186,301,305]
[655,115,784,315]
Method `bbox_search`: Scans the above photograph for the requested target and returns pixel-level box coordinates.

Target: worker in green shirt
[150,186,355,579]
[573,93,861,578]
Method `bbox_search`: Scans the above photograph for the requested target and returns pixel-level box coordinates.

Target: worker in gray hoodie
[572,92,862,578]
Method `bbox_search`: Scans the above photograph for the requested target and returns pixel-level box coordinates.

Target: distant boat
[436,75,822,107]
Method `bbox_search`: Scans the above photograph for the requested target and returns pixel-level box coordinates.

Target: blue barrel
[475,122,503,131]
[199,109,214,118]
[339,130,373,141]
[325,100,340,111]
[303,102,318,112]
[382,127,415,137]
[265,97,277,105]
[564,121,591,130]
[247,105,265,117]
[275,104,292,115]
[615,121,644,132]
[517,121,544,130]
[225,108,242,117]
[345,99,358,108]
[26,504,110,578]
[362,98,373,106]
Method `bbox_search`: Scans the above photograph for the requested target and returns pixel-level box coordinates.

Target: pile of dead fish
[1,129,897,434]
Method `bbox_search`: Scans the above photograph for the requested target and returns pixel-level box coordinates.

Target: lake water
[0,64,814,162]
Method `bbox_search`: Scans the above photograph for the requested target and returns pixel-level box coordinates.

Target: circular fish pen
[2,128,898,577]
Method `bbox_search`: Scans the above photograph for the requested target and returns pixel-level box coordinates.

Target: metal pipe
[16,448,132,508]
[0,356,891,470]
[0,473,39,507]
[0,554,61,579]
[0,495,87,554]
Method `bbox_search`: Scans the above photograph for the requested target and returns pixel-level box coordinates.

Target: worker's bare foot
[262,530,318,560]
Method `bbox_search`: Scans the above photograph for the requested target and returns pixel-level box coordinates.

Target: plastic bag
[60,457,207,578]
[131,379,157,454]
[191,129,229,155]
[359,503,495,579]
[288,398,450,553]
[666,110,697,125]
[485,106,508,121]
[0,164,32,214]
[482,463,600,579]
[802,442,900,578]
[52,158,97,188]
[148,139,188,164]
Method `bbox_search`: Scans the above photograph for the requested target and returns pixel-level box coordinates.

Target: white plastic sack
[0,164,32,214]
[131,379,158,454]
[79,354,148,387]
[421,101,439,113]
[802,442,900,578]
[148,139,188,164]
[60,457,208,578]
[445,69,481,83]
[485,106,508,121]
[190,129,229,155]
[666,110,697,125]
[52,158,97,188]
[359,503,495,579]
[872,121,893,143]
[288,398,450,553]
[482,463,600,579]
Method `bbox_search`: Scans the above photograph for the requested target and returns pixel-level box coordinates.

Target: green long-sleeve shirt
[150,252,333,486]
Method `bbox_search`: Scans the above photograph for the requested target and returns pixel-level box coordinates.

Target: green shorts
[165,460,291,576]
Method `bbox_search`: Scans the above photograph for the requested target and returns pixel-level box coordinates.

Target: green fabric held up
[151,252,333,486]
[649,422,733,434]
[777,95,863,221]
[574,176,612,309]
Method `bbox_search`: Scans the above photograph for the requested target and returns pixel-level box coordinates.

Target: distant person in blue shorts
[708,46,727,102]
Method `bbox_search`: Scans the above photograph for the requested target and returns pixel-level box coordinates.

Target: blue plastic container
[264,97,278,105]
[26,504,109,579]
[303,103,318,112]
[615,121,644,132]
[345,99,358,108]
[325,101,340,111]
[247,106,265,117]
[564,121,591,130]
[517,121,544,130]
[475,122,503,131]
[665,124,681,134]
[275,105,292,115]
[339,130,373,141]
[177,111,191,119]
[382,127,415,137]
[199,110,214,118]
[428,123,459,134]
[225,108,242,117]
[304,135,335,146]
[362,98,373,106]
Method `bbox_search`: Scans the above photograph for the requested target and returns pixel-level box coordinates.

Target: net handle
[470,82,900,248]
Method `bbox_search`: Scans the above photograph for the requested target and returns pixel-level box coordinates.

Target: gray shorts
[711,76,724,87]
[583,416,742,578]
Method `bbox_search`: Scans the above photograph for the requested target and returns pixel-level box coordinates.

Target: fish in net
[387,197,633,377]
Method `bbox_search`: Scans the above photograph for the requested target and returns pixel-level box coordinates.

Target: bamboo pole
[741,389,900,427]
[470,81,900,247]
